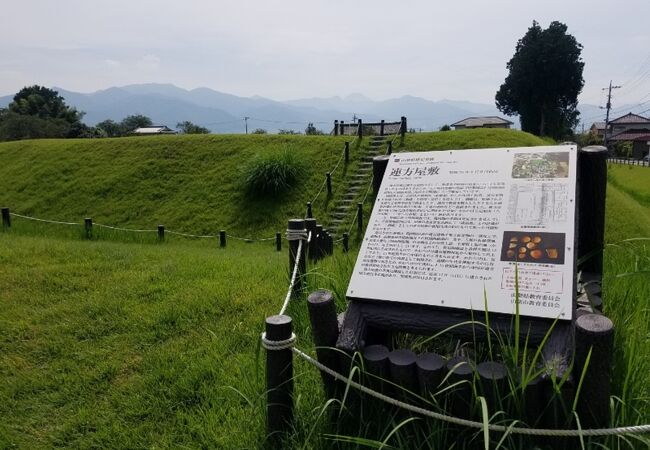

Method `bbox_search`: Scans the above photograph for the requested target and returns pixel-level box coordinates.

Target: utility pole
[244,116,250,134]
[602,80,621,147]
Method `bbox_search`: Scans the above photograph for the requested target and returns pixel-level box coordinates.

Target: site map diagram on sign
[347,145,577,320]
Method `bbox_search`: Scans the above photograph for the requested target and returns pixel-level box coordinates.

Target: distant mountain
[2,83,630,134]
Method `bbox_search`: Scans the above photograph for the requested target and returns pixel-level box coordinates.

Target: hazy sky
[1,0,649,111]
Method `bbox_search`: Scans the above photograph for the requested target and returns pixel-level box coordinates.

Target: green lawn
[1,140,648,449]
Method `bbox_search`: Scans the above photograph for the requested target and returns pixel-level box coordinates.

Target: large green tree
[495,21,584,140]
[176,121,210,134]
[0,85,87,140]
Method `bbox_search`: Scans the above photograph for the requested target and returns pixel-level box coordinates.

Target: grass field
[0,137,648,448]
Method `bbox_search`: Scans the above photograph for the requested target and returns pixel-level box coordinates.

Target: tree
[96,119,123,137]
[305,122,324,135]
[439,124,451,131]
[495,21,584,140]
[176,121,210,134]
[252,128,267,134]
[120,114,152,133]
[0,85,86,140]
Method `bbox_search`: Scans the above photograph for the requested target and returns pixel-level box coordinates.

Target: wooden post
[416,352,446,399]
[477,361,508,413]
[219,230,226,248]
[357,202,363,234]
[344,142,350,164]
[446,356,474,419]
[334,120,339,136]
[305,218,317,261]
[400,116,407,138]
[326,172,332,196]
[84,218,93,239]
[288,219,307,294]
[158,225,165,241]
[380,119,385,136]
[388,349,418,396]
[363,344,390,393]
[326,231,334,255]
[387,141,392,155]
[313,224,322,260]
[578,146,607,275]
[276,232,282,251]
[307,290,341,398]
[373,155,390,196]
[306,202,313,219]
[575,313,614,428]
[342,232,349,253]
[1,207,10,229]
[358,119,363,138]
[340,120,345,135]
[265,314,294,437]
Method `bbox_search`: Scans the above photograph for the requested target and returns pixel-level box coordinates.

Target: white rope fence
[278,229,310,316]
[9,212,80,226]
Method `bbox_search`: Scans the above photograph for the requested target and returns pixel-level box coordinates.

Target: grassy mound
[0,129,548,238]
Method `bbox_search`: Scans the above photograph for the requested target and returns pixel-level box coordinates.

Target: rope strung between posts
[287,347,650,438]
[94,223,157,233]
[9,212,79,226]
[9,211,276,242]
[309,136,358,208]
[277,229,310,316]
[342,175,374,238]
[260,332,297,351]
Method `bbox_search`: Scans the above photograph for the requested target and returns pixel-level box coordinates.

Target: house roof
[590,122,606,130]
[608,129,650,141]
[609,113,650,125]
[450,116,513,127]
[133,125,175,134]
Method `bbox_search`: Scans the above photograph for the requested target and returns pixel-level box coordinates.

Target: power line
[602,80,621,147]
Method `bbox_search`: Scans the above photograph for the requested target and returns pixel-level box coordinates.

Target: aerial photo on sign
[347,145,577,320]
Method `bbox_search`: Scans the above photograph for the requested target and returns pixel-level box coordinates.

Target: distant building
[606,113,650,158]
[589,122,606,138]
[132,125,177,135]
[450,116,513,130]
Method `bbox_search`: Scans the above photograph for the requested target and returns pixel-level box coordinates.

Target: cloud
[104,59,121,68]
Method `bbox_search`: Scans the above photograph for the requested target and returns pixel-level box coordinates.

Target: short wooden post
[265,314,294,437]
[578,146,607,275]
[157,225,165,241]
[304,218,317,261]
[373,155,390,195]
[306,201,313,218]
[380,119,385,136]
[387,141,392,155]
[276,232,282,251]
[84,218,93,239]
[219,230,226,248]
[315,224,324,260]
[363,344,390,393]
[1,207,10,229]
[357,119,363,138]
[477,361,508,413]
[334,120,339,136]
[446,356,474,419]
[416,352,446,398]
[388,349,418,396]
[400,116,407,138]
[326,172,332,196]
[288,219,307,294]
[344,142,350,164]
[326,231,333,255]
[342,232,349,253]
[357,203,363,234]
[340,120,345,135]
[307,290,341,398]
[575,313,614,428]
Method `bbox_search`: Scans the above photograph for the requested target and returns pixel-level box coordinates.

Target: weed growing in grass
[243,149,306,197]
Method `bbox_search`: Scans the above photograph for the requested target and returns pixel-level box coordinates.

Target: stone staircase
[327,135,390,236]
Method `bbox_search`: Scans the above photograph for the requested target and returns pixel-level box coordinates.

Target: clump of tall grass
[243,149,306,197]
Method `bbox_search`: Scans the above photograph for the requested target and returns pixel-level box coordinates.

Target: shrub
[243,149,305,197]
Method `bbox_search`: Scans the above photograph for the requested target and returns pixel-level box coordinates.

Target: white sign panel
[347,145,577,320]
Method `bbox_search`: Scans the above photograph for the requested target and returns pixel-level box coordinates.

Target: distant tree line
[0,85,212,141]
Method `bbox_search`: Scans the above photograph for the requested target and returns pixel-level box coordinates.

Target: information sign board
[347,145,577,320]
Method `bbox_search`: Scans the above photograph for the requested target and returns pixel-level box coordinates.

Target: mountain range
[0,83,623,134]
